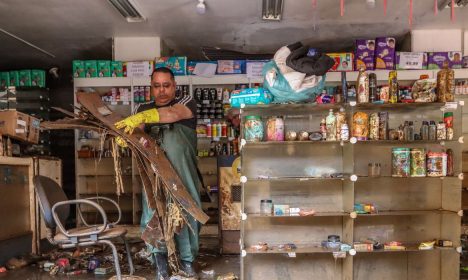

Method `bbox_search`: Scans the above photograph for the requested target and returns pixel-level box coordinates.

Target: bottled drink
[407,121,415,141]
[389,71,399,104]
[341,72,348,103]
[429,121,437,141]
[420,121,429,140]
[369,73,377,103]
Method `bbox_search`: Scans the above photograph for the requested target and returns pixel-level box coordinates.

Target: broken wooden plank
[76,92,209,224]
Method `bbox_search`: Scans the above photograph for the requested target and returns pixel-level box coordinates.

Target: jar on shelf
[427,152,446,177]
[244,116,264,142]
[392,148,410,177]
[266,116,284,141]
[410,148,426,177]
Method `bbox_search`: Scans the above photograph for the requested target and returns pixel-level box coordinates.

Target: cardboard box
[155,57,187,76]
[124,61,153,77]
[355,39,375,70]
[9,71,19,87]
[18,70,32,87]
[0,72,10,89]
[31,70,46,88]
[396,52,427,70]
[427,52,462,69]
[217,60,246,74]
[327,53,354,72]
[84,60,98,78]
[97,60,111,77]
[0,111,39,143]
[72,60,85,78]
[110,61,123,77]
[374,37,396,70]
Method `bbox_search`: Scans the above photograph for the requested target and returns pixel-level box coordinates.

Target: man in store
[114,67,201,280]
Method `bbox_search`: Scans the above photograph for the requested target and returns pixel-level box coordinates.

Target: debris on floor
[108,275,147,280]
[216,272,238,280]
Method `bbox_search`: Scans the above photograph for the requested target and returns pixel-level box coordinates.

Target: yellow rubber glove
[115,136,128,148]
[114,108,160,134]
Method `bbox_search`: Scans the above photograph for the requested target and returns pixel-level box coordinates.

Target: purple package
[355,39,375,70]
[374,37,396,70]
[427,52,462,69]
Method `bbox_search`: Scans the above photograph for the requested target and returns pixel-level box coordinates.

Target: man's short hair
[152,67,175,80]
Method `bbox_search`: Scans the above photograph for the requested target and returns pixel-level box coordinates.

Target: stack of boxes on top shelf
[0,70,50,156]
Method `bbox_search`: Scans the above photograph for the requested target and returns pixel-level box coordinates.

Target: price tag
[444,102,458,110]
[288,252,296,258]
[111,101,117,105]
[123,101,130,105]
[399,53,424,69]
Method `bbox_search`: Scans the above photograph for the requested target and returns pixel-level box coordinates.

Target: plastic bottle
[407,121,415,141]
[206,123,212,137]
[326,109,337,141]
[403,121,409,141]
[420,121,429,140]
[429,121,437,141]
[369,73,377,103]
[341,72,348,103]
[212,122,217,137]
[221,122,227,137]
[217,122,222,137]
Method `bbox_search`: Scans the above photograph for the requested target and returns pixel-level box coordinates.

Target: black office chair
[33,175,134,280]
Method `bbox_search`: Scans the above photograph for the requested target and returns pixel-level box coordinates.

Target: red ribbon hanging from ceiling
[434,0,438,15]
[384,0,387,15]
[341,0,344,16]
[409,0,413,26]
[451,0,455,21]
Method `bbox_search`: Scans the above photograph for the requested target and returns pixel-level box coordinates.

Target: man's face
[151,72,176,106]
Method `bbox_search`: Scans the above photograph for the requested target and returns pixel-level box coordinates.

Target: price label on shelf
[123,101,130,105]
[288,252,296,258]
[398,53,424,69]
[444,102,458,110]
[111,101,117,105]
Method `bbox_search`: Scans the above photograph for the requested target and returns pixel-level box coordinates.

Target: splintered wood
[41,91,209,270]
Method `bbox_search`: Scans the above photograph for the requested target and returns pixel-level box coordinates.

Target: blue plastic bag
[262,61,325,103]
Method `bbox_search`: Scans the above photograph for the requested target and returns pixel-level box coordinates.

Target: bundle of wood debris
[41,92,209,271]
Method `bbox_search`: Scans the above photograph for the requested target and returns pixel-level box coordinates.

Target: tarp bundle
[263,42,335,103]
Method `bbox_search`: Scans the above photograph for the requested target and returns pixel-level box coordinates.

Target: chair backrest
[33,175,69,229]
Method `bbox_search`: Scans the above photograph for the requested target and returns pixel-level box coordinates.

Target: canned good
[266,116,284,141]
[410,148,426,177]
[427,152,447,177]
[392,148,411,177]
[244,116,264,142]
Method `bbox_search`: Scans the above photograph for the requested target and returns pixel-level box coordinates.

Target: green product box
[72,60,85,78]
[0,72,10,89]
[110,61,123,77]
[31,69,46,88]
[18,70,32,87]
[9,71,19,87]
[97,60,111,77]
[84,60,97,78]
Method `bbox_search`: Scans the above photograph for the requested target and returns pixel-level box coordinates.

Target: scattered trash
[6,257,28,270]
[202,269,214,275]
[217,272,238,280]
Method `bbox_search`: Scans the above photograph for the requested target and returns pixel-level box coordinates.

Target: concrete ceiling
[0,0,467,72]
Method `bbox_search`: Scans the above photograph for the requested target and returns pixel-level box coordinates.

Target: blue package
[187,61,217,75]
[230,87,272,108]
[155,57,187,76]
[217,60,246,74]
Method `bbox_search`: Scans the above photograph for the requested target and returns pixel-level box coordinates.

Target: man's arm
[157,103,193,124]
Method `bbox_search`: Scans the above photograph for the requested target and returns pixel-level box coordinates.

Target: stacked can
[392,148,411,177]
[410,148,426,177]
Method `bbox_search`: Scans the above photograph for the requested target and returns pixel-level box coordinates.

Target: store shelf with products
[240,100,462,279]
